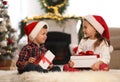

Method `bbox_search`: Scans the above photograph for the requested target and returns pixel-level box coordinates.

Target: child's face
[83,20,97,39]
[35,28,48,44]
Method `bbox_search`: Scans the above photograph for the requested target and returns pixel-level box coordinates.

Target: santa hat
[84,15,110,40]
[84,15,113,52]
[24,21,49,41]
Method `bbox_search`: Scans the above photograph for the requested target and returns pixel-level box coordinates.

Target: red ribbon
[78,51,86,55]
[41,55,51,64]
[85,51,94,55]
[73,46,78,53]
[34,53,51,65]
[78,50,94,55]
[78,50,100,58]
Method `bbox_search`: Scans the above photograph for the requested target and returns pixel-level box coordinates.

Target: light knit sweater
[76,38,110,64]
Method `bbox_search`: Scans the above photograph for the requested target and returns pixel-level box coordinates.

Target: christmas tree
[0,0,17,60]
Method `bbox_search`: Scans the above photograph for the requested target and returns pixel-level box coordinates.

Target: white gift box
[71,55,98,68]
[39,50,55,69]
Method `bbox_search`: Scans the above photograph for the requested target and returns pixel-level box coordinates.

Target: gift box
[39,50,55,69]
[71,55,98,68]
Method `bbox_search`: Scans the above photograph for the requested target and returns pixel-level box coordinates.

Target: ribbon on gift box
[73,46,78,54]
[72,46,100,58]
[41,54,51,64]
[78,51,94,55]
[78,50,100,58]
[34,53,51,65]
[73,47,95,55]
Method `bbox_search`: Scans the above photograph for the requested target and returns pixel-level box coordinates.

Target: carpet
[0,70,120,82]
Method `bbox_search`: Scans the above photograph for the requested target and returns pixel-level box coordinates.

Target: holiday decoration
[71,55,98,68]
[18,0,82,41]
[0,0,17,60]
[39,0,69,15]
[71,51,100,68]
[38,50,55,69]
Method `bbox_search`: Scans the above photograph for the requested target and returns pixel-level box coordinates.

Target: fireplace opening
[45,32,71,65]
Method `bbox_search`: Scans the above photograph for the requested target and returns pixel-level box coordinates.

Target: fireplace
[45,32,71,65]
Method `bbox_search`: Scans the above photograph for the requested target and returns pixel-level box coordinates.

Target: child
[63,15,113,72]
[16,21,61,74]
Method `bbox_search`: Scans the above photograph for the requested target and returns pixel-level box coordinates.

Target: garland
[18,0,82,41]
[39,0,69,14]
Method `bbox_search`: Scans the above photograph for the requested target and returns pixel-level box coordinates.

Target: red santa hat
[24,21,49,41]
[84,15,113,52]
[84,15,110,40]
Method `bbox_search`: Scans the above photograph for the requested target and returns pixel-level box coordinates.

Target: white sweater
[76,38,111,64]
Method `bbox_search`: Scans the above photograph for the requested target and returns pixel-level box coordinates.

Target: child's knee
[63,64,79,72]
[99,63,109,71]
[63,64,70,71]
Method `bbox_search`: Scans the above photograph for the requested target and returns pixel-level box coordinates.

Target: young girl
[16,21,61,74]
[63,15,112,72]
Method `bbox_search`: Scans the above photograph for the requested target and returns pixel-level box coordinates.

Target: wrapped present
[71,51,99,68]
[71,55,98,68]
[39,50,55,69]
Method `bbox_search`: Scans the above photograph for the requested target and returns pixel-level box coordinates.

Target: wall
[8,0,120,29]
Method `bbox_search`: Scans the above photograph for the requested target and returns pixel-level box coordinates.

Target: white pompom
[0,40,7,47]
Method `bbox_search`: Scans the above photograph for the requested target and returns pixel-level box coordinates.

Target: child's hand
[68,60,74,68]
[91,61,103,71]
[48,63,53,70]
[28,57,36,63]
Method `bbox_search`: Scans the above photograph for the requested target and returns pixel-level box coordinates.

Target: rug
[0,70,120,82]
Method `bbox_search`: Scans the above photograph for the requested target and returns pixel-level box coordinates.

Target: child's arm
[16,46,33,69]
[92,41,111,71]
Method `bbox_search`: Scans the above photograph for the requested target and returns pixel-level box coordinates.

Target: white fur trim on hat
[84,15,104,35]
[29,21,48,41]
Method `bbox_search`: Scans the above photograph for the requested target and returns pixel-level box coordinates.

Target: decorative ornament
[6,50,11,54]
[8,38,14,44]
[0,40,7,47]
[5,34,8,39]
[2,1,8,5]
[0,22,8,32]
[39,0,68,14]
[22,0,81,23]
[22,0,80,22]
[0,26,7,32]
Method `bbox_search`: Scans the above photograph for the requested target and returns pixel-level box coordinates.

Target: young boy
[16,21,61,74]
